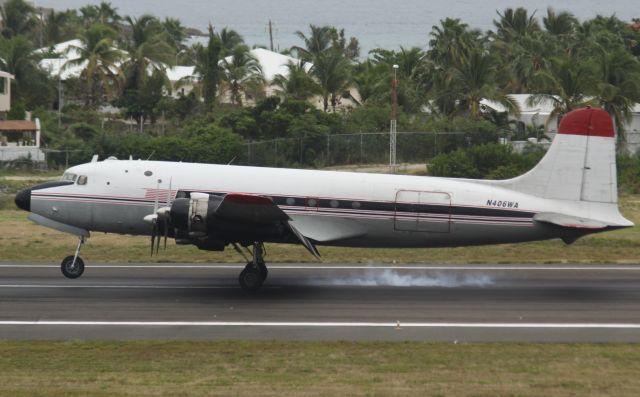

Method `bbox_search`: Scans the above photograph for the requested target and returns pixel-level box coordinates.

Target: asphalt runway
[1,262,640,342]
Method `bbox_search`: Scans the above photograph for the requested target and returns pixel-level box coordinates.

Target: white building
[0,68,45,163]
[0,70,14,115]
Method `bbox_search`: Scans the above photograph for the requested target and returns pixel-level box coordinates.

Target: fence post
[433,133,437,158]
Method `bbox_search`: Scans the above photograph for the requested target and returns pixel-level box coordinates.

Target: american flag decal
[144,188,177,203]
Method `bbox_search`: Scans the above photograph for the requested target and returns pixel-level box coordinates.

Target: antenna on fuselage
[146,151,155,160]
[227,156,236,165]
[91,155,99,163]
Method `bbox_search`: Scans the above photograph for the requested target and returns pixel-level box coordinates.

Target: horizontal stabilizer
[533,212,609,229]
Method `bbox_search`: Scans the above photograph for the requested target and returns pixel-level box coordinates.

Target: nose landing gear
[238,242,268,291]
[61,236,86,279]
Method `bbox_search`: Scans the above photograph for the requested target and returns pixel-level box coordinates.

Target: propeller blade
[150,223,156,257]
[155,225,161,254]
[163,218,168,249]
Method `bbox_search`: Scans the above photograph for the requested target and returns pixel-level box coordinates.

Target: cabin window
[61,173,77,182]
[286,197,296,206]
[307,198,317,207]
[77,175,88,185]
[330,200,339,208]
[352,201,361,209]
[144,170,153,177]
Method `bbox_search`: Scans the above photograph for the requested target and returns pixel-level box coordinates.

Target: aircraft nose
[14,188,31,212]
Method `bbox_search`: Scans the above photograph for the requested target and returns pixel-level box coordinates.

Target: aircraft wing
[213,193,321,259]
[215,193,290,224]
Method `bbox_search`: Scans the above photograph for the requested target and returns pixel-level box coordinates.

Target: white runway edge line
[0,284,247,289]
[1,264,640,271]
[1,321,640,329]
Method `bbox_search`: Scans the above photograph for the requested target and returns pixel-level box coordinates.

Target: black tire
[61,255,85,279]
[258,262,268,281]
[239,265,263,291]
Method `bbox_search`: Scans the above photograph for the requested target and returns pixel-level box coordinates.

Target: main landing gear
[61,236,86,279]
[238,242,268,292]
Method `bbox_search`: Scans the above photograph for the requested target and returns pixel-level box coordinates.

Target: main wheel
[239,265,263,291]
[61,255,85,279]
[258,262,268,281]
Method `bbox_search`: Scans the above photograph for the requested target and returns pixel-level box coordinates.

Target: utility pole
[268,20,274,51]
[390,64,399,170]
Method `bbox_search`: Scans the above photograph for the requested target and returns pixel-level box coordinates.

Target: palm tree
[272,60,318,100]
[543,8,577,36]
[120,15,175,91]
[163,18,188,53]
[0,35,50,106]
[493,8,540,42]
[351,59,387,105]
[595,48,640,147]
[217,27,244,57]
[43,9,81,46]
[95,2,121,26]
[311,48,351,112]
[79,2,120,28]
[492,30,554,92]
[445,49,520,119]
[294,25,333,61]
[193,25,222,108]
[64,24,123,108]
[0,0,37,38]
[528,55,598,127]
[427,18,482,69]
[369,47,427,112]
[220,45,264,106]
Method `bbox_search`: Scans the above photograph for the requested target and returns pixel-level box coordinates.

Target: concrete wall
[0,75,11,113]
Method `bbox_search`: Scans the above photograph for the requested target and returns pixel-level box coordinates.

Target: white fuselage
[28,159,604,249]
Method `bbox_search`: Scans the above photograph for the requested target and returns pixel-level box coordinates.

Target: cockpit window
[61,173,77,182]
[77,175,88,185]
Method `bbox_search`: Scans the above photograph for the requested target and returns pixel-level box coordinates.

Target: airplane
[14,107,634,291]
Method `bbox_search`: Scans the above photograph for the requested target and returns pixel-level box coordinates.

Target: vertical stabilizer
[502,107,617,203]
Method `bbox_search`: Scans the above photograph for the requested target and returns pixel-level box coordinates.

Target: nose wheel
[238,242,268,291]
[61,236,86,279]
[61,255,85,279]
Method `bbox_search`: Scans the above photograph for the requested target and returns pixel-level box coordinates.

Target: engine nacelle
[170,193,226,250]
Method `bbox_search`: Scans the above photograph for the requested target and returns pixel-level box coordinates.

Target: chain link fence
[2,131,493,170]
[238,131,476,168]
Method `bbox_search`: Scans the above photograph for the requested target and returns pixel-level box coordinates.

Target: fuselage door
[394,190,451,233]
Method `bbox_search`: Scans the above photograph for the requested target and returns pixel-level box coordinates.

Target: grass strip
[0,341,639,396]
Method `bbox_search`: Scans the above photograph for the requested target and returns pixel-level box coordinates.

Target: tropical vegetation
[0,0,639,174]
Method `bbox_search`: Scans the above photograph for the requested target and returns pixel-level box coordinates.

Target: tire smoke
[307,269,494,287]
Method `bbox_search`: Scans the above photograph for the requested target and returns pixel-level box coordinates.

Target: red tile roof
[0,120,37,131]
